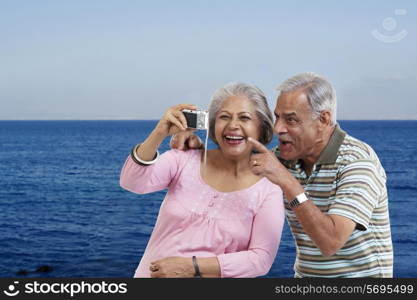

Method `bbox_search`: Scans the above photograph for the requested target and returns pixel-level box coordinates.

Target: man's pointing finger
[247,137,269,154]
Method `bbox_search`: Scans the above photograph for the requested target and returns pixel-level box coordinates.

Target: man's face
[274,90,322,162]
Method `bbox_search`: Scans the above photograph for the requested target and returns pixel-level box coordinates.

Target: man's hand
[149,257,194,278]
[170,131,203,150]
[248,138,306,209]
[248,137,285,184]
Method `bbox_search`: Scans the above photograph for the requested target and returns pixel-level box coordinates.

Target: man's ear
[319,111,331,126]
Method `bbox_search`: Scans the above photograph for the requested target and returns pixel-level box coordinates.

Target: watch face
[289,193,307,208]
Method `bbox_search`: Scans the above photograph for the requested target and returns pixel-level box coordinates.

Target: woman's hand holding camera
[135,104,197,162]
[154,104,197,137]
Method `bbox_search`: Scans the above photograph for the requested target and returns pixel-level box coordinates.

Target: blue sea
[0,120,416,278]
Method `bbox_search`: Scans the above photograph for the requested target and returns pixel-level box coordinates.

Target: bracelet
[192,256,201,278]
[130,143,160,165]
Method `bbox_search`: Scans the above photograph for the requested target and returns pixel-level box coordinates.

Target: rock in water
[36,265,53,273]
[16,269,29,276]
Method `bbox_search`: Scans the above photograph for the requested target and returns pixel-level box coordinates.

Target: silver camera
[181,109,209,130]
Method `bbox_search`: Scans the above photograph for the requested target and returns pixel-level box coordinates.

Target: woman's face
[214,96,261,159]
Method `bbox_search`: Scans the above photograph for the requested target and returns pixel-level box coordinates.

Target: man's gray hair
[277,72,337,125]
[208,82,274,145]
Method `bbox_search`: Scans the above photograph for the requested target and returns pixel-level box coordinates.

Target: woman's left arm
[216,188,285,277]
[149,256,221,278]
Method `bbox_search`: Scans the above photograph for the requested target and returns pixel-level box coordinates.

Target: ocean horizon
[1,120,416,277]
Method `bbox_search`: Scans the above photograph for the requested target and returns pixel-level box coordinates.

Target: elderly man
[172,72,393,277]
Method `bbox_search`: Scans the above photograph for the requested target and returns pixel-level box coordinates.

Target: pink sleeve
[216,186,285,278]
[119,149,188,194]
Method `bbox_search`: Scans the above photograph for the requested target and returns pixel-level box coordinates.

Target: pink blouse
[120,149,284,278]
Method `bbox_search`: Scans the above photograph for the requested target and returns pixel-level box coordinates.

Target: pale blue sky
[1,0,416,120]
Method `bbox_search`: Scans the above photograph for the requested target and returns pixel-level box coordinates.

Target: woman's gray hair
[208,82,274,145]
[277,72,337,125]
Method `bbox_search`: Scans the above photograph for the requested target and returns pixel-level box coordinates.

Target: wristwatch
[289,192,308,209]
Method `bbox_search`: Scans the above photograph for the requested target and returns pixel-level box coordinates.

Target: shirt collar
[315,123,346,165]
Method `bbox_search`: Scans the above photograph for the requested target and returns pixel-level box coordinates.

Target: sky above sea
[1,0,416,120]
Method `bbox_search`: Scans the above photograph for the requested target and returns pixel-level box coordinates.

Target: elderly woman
[120,82,284,278]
